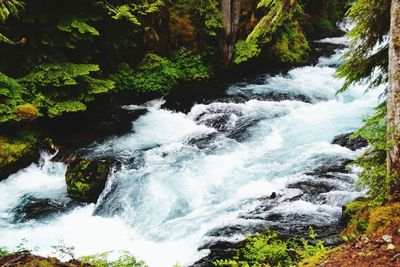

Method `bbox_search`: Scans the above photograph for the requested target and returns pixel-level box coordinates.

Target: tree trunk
[220,0,241,66]
[388,0,400,197]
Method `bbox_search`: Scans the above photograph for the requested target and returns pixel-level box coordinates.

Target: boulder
[332,133,368,151]
[12,195,69,223]
[65,158,113,203]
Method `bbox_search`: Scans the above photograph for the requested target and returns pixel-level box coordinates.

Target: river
[0,35,384,266]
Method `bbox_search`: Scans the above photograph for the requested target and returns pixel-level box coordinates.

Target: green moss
[65,159,113,203]
[341,201,371,239]
[268,21,310,64]
[0,135,39,181]
[366,203,400,236]
[234,0,308,64]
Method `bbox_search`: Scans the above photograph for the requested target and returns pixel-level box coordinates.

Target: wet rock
[187,133,219,149]
[192,241,242,267]
[11,195,74,223]
[287,180,337,195]
[332,133,368,151]
[65,158,114,203]
[306,157,353,177]
[270,192,277,199]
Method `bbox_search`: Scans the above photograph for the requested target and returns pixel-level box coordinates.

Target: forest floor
[301,202,400,267]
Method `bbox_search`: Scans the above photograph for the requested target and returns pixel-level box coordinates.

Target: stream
[0,35,384,266]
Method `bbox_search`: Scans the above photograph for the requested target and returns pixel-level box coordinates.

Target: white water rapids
[0,37,384,266]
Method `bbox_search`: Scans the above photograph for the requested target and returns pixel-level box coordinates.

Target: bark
[220,0,241,66]
[388,0,400,196]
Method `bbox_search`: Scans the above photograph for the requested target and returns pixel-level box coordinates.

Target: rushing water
[0,37,384,266]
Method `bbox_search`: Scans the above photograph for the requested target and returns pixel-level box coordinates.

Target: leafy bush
[0,72,33,123]
[112,51,209,93]
[19,63,115,118]
[213,228,326,267]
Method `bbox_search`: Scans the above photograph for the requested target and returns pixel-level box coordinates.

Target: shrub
[213,228,326,267]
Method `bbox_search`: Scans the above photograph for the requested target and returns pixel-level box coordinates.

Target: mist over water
[0,37,384,266]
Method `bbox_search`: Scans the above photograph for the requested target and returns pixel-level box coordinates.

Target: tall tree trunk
[220,0,241,66]
[388,0,400,197]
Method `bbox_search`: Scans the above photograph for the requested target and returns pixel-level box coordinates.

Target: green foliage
[104,0,165,26]
[0,0,24,44]
[21,63,99,88]
[337,0,390,92]
[129,53,180,93]
[0,72,34,123]
[173,51,209,80]
[195,0,223,36]
[47,101,87,117]
[234,0,308,64]
[213,228,326,267]
[297,227,327,260]
[269,21,310,64]
[57,19,100,37]
[112,51,209,93]
[80,251,148,267]
[351,103,389,203]
[0,0,23,23]
[20,63,115,117]
[234,39,261,64]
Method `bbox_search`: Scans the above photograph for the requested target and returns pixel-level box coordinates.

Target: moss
[341,200,400,240]
[65,159,113,203]
[342,197,369,221]
[0,135,39,181]
[340,200,371,240]
[366,203,400,236]
[15,104,39,121]
[268,21,310,64]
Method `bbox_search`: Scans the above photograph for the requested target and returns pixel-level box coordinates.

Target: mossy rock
[65,158,113,203]
[0,136,40,181]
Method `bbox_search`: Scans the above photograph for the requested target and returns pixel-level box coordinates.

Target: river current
[0,35,384,266]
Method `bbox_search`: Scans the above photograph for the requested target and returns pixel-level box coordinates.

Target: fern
[0,0,23,23]
[47,100,87,117]
[20,63,100,88]
[58,19,100,36]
